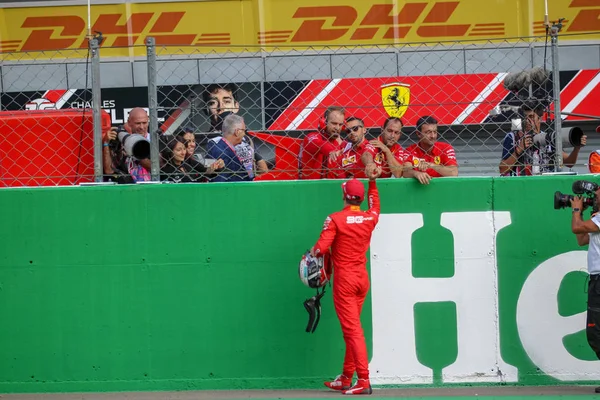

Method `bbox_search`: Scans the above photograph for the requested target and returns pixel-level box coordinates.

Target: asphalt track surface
[2,386,600,400]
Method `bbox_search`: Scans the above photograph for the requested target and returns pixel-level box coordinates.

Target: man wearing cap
[310,165,382,396]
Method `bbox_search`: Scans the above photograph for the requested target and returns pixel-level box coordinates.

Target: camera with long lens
[111,125,150,160]
[554,180,599,211]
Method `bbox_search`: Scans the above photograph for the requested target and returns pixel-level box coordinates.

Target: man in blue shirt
[207,114,254,182]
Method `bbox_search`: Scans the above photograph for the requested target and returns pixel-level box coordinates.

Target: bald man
[102,107,153,182]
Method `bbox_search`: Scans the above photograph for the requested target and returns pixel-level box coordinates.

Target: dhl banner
[0,0,599,59]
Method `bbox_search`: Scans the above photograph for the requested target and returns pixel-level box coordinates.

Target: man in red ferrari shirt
[327,117,378,179]
[404,115,458,183]
[369,117,409,178]
[298,106,347,180]
[311,168,382,395]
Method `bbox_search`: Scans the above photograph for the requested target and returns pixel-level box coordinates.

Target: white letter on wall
[369,212,518,385]
[517,250,597,381]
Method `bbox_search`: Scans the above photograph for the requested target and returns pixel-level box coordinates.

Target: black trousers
[587,274,600,359]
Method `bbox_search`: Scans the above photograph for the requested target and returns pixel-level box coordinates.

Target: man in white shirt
[571,189,600,393]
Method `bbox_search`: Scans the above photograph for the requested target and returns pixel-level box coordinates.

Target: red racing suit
[312,180,380,380]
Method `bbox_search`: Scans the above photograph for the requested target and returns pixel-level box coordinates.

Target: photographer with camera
[565,181,600,390]
[102,108,154,183]
[499,101,586,176]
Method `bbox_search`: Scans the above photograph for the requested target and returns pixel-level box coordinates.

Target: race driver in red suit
[310,166,382,396]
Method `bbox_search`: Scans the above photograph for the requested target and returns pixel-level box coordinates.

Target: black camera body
[554,180,600,212]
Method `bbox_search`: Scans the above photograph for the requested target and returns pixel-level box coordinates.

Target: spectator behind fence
[369,117,410,178]
[160,136,195,183]
[327,116,378,179]
[404,115,458,184]
[171,130,225,182]
[124,108,153,182]
[178,127,202,163]
[102,128,134,184]
[298,106,347,180]
[499,101,587,176]
[202,84,269,175]
[207,114,254,182]
[215,111,268,176]
[102,107,153,184]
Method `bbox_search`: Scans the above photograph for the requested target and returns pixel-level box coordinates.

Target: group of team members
[298,106,459,184]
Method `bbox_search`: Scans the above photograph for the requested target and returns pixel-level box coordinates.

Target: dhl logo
[265,0,600,44]
[0,0,599,54]
[1,12,231,52]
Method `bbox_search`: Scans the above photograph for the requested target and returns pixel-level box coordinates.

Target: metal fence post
[550,24,563,172]
[90,37,103,182]
[146,37,160,181]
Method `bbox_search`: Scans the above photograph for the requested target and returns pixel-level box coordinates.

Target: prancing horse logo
[381,83,410,118]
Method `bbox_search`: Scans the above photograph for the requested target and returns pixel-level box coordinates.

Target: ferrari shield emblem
[381,83,410,118]
[342,154,357,167]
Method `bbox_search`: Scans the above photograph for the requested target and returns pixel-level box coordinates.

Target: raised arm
[367,179,380,216]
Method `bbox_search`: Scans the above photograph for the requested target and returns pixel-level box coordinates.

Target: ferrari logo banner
[381,83,410,118]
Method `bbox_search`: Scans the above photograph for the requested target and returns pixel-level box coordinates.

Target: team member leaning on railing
[403,115,458,185]
[369,116,411,179]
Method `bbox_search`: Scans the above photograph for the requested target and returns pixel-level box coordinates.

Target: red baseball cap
[342,178,365,202]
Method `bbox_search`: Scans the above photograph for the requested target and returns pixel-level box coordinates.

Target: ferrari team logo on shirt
[374,152,384,164]
[342,154,357,167]
[381,83,410,118]
[413,158,420,166]
[434,156,441,165]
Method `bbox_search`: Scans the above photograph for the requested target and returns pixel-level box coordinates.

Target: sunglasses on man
[346,125,363,133]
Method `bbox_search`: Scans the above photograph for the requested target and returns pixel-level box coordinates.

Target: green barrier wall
[0,175,597,393]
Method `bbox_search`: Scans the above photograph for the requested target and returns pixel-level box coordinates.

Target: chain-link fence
[0,46,100,187]
[1,30,599,186]
[148,32,596,182]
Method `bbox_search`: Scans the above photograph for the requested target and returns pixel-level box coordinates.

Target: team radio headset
[298,114,347,179]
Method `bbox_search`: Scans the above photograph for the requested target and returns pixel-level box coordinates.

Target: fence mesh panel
[1,32,597,186]
[0,48,97,187]
[151,35,581,182]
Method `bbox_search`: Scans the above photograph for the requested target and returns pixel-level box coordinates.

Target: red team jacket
[299,131,346,180]
[374,137,409,178]
[327,139,378,179]
[406,142,457,177]
[313,181,380,277]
